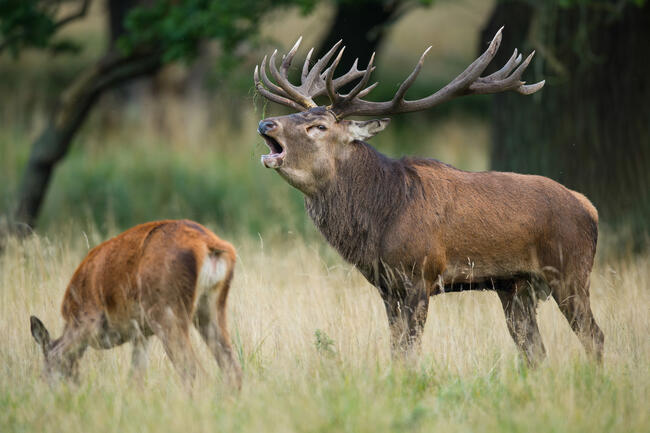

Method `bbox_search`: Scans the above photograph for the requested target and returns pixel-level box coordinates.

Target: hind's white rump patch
[197,254,228,293]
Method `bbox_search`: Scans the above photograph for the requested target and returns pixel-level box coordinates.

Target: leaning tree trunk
[12,51,162,232]
[482,1,650,251]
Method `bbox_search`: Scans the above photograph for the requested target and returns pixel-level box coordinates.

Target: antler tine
[269,48,316,108]
[260,55,289,98]
[304,40,343,88]
[500,50,546,94]
[332,59,369,89]
[518,80,545,95]
[344,53,376,101]
[254,65,305,111]
[356,81,378,99]
[484,48,520,81]
[308,58,369,99]
[469,51,543,95]
[392,46,431,103]
[510,50,535,81]
[336,58,361,87]
[447,27,503,89]
[281,36,302,77]
[325,46,346,104]
[301,48,314,83]
[333,58,360,87]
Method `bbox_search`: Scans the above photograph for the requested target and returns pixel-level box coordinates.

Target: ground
[1,231,648,433]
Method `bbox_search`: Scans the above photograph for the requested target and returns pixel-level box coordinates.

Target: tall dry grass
[1,229,648,433]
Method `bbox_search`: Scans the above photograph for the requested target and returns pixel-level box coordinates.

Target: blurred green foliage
[119,0,318,63]
[2,135,310,237]
[0,0,321,65]
[0,0,85,56]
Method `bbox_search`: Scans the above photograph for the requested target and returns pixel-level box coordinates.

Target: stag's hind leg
[194,292,242,389]
[497,279,546,367]
[552,279,604,363]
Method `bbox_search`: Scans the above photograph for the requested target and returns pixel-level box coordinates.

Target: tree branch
[11,48,163,231]
[53,0,92,31]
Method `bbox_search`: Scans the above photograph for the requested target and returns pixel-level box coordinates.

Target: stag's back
[394,160,599,278]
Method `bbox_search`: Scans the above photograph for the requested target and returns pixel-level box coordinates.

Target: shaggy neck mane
[305,141,420,269]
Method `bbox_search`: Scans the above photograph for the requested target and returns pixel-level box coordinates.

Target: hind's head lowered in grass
[30,315,80,381]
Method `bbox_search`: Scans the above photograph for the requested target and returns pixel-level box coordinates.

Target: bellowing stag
[253,29,604,365]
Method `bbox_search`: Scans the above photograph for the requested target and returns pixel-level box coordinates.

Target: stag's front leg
[380,279,429,360]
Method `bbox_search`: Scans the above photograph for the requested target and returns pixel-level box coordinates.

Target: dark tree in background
[315,0,402,71]
[482,0,650,250]
[315,0,431,78]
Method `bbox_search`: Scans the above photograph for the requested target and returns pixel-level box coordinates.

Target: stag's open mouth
[260,133,286,168]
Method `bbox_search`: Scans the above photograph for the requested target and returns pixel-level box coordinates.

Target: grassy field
[0,230,648,433]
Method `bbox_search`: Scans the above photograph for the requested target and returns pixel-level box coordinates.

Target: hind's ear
[30,316,50,350]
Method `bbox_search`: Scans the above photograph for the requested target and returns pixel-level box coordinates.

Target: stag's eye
[308,124,327,132]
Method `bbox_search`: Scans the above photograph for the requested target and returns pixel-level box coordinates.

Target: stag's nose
[258,120,277,134]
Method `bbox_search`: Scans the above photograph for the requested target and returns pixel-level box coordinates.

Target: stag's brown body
[253,31,604,364]
[307,140,598,290]
[30,220,242,387]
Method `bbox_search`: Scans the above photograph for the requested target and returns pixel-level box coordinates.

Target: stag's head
[254,30,544,195]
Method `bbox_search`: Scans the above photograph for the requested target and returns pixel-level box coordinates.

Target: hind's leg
[553,279,604,363]
[194,292,242,389]
[149,307,199,388]
[497,280,546,367]
[130,335,150,381]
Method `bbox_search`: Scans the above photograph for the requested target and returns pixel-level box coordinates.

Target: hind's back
[60,220,234,324]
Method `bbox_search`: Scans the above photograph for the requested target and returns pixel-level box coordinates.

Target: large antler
[254,36,373,111]
[254,28,545,118]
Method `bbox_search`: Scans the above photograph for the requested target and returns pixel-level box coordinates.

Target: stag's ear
[30,316,50,351]
[345,118,390,141]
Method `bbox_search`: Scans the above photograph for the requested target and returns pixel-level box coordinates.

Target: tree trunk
[11,51,162,231]
[107,0,140,47]
[482,1,650,251]
[316,0,404,75]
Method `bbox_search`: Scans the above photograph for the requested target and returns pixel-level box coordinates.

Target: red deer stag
[253,29,604,365]
[30,220,242,387]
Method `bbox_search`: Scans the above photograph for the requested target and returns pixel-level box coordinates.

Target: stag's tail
[571,190,599,253]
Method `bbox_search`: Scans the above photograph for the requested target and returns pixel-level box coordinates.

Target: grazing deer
[253,29,604,365]
[30,220,242,388]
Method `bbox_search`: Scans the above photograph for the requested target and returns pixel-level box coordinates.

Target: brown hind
[30,220,242,388]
